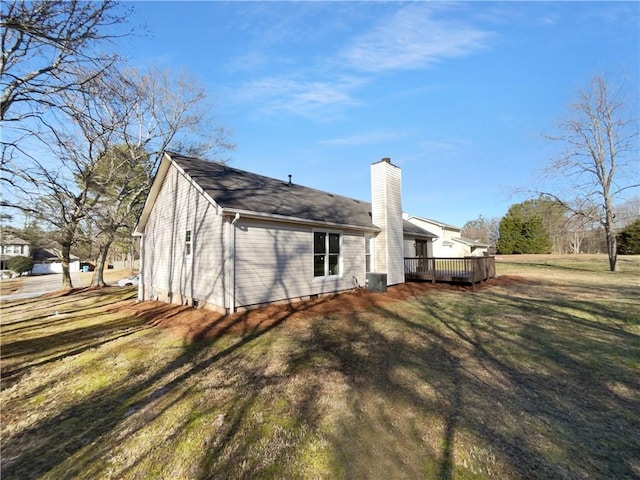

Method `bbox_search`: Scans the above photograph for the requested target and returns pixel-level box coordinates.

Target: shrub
[7,256,33,274]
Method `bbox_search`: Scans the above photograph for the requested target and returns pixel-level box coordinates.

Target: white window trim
[185,229,192,257]
[365,233,374,273]
[312,229,343,278]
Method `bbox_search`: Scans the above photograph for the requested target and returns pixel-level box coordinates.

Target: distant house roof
[1,234,29,245]
[32,248,79,262]
[402,220,437,239]
[137,152,435,239]
[454,237,489,248]
[409,216,460,231]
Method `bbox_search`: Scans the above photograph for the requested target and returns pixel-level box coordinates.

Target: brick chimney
[371,158,405,285]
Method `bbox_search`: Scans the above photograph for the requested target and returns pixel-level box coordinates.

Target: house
[31,248,80,275]
[0,234,30,274]
[134,153,437,313]
[406,216,489,257]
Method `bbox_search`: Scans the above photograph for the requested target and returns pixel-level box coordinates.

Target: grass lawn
[1,254,639,479]
[0,277,24,295]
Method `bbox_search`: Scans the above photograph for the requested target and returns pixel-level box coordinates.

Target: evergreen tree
[496,212,521,254]
[497,201,553,254]
[616,219,640,254]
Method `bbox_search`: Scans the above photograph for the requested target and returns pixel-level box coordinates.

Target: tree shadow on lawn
[1,295,336,480]
[3,282,639,479]
[1,292,143,387]
[415,292,640,480]
[272,289,640,479]
[287,312,473,479]
[1,288,138,331]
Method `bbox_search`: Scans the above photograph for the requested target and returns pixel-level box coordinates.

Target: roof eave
[133,152,172,235]
[134,152,220,235]
[221,208,381,233]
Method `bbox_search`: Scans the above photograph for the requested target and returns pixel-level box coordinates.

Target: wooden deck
[404,256,496,290]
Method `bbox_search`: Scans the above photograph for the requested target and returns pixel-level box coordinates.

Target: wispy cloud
[229,4,492,120]
[234,75,365,119]
[319,130,409,147]
[340,4,493,72]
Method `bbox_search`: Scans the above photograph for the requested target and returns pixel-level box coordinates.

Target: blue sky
[122,1,639,227]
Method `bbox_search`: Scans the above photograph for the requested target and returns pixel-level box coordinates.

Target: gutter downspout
[227,213,240,313]
[136,233,144,302]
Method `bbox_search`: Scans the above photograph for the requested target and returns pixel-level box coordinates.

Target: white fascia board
[453,237,489,247]
[408,215,460,231]
[405,232,438,240]
[221,208,381,233]
[133,152,172,235]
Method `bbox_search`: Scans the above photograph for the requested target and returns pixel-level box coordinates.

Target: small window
[313,231,341,277]
[365,234,373,273]
[185,229,192,256]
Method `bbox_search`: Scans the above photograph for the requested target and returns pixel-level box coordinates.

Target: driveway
[1,272,107,301]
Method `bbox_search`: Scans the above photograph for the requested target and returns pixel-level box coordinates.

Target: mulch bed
[115,276,530,343]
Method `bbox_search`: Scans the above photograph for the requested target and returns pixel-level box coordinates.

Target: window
[185,229,192,256]
[365,234,373,273]
[313,231,341,277]
[3,245,22,254]
[415,240,428,257]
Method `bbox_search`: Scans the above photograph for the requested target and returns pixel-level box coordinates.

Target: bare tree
[25,68,121,289]
[1,0,130,209]
[9,63,233,290]
[84,66,234,287]
[541,76,639,271]
[461,215,499,245]
[615,195,640,229]
[0,0,128,123]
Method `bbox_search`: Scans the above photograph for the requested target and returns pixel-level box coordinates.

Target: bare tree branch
[1,0,130,121]
[540,75,639,270]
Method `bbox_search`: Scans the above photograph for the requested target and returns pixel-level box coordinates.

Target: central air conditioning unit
[366,273,387,293]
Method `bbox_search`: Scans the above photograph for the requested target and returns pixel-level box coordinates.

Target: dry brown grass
[0,277,24,295]
[1,255,639,479]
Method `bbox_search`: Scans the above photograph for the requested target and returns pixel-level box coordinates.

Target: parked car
[117,275,139,287]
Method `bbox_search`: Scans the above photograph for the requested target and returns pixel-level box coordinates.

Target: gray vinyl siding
[403,238,415,258]
[233,219,365,307]
[403,236,434,259]
[141,165,226,307]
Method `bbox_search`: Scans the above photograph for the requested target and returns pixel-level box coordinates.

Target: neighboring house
[406,216,489,257]
[134,153,436,313]
[31,248,80,275]
[0,234,30,273]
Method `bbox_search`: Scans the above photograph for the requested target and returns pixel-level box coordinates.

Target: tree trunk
[60,237,74,290]
[91,236,114,287]
[605,224,617,272]
[603,189,618,271]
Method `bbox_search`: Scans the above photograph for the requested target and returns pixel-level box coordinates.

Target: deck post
[471,257,476,291]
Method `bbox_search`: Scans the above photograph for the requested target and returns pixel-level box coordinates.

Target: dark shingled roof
[172,153,376,229]
[170,153,436,238]
[402,220,437,238]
